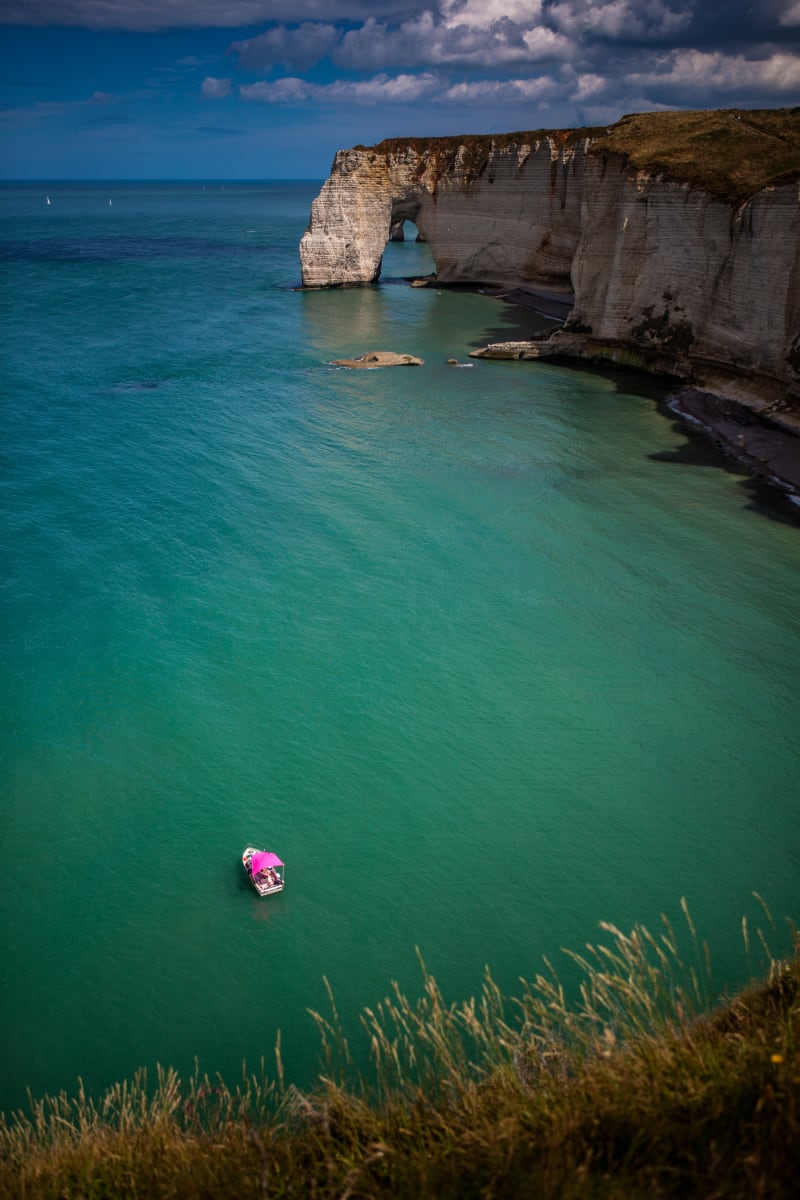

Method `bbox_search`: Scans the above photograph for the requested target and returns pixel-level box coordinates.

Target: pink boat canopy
[250,851,284,874]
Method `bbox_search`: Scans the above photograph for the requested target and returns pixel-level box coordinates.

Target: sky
[1,1,799,179]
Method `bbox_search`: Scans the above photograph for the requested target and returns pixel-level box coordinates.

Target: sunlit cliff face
[300,118,800,406]
[300,134,589,290]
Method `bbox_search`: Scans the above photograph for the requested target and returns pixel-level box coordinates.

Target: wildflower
[770,1053,784,1064]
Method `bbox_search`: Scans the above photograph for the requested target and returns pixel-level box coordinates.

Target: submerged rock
[332,350,424,369]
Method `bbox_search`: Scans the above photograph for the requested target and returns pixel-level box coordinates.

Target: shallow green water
[1,183,798,1113]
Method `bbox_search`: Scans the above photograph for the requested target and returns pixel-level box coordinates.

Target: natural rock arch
[299,121,800,407]
[299,138,584,292]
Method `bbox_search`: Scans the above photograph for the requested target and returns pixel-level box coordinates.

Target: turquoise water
[1,182,798,1114]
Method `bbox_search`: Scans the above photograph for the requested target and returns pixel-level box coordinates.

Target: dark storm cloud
[6,1,799,125]
[676,0,799,45]
[6,1,797,43]
[6,1,799,61]
[0,2,417,32]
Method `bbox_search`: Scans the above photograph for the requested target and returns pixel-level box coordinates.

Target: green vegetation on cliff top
[2,904,798,1198]
[364,107,800,203]
[601,108,800,202]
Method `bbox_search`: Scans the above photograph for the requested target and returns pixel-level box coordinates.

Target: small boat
[46,196,51,205]
[242,845,285,896]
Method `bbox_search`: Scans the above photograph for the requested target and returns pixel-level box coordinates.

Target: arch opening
[381,203,435,281]
[390,219,427,244]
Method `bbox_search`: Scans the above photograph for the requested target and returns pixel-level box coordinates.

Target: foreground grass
[2,903,798,1199]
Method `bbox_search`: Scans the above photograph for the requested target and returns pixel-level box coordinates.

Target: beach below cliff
[667,387,800,513]
[479,283,575,323]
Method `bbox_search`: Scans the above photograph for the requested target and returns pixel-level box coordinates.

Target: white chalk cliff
[300,112,800,408]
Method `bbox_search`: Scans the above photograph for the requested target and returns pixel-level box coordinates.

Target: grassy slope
[2,916,798,1199]
[597,107,800,203]
[360,107,800,203]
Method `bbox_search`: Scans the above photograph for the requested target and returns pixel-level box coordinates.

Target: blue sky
[2,1,799,179]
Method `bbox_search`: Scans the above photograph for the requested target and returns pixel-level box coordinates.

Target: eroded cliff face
[300,136,587,292]
[299,122,800,405]
[568,156,800,402]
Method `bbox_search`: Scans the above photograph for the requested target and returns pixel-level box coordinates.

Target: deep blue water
[1,181,798,1114]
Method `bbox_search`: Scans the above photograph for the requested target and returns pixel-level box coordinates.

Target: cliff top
[598,107,800,202]
[358,107,800,203]
[357,124,604,187]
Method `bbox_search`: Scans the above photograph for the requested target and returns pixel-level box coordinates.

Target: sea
[1,181,798,1115]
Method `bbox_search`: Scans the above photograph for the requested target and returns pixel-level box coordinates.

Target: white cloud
[239,68,565,109]
[240,71,442,105]
[336,10,570,70]
[440,0,545,29]
[240,77,313,102]
[202,76,232,98]
[630,48,800,92]
[441,76,558,102]
[522,25,572,57]
[571,72,607,100]
[339,72,441,102]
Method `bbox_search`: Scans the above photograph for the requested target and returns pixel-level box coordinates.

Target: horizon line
[0,177,324,184]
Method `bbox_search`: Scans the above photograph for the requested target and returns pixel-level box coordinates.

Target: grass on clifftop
[362,107,800,204]
[596,107,800,203]
[2,900,798,1199]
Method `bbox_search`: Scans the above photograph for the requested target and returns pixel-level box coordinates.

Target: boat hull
[242,845,285,896]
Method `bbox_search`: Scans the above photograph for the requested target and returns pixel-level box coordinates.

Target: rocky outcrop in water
[300,110,800,411]
[331,350,424,369]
